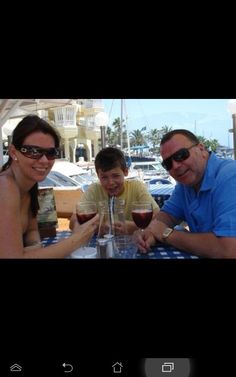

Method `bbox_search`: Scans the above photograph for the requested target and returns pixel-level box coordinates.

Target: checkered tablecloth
[42,231,72,247]
[136,245,199,259]
[41,231,199,259]
[148,182,175,208]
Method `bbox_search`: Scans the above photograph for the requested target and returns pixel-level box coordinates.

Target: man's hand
[132,228,156,253]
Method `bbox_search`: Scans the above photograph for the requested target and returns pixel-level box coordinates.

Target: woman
[0,115,98,258]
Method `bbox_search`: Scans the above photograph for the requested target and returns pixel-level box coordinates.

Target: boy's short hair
[95,147,127,173]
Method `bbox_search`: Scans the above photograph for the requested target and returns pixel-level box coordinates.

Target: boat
[131,159,174,183]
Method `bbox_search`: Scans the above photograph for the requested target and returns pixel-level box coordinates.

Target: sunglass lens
[162,149,190,171]
[174,148,190,162]
[19,146,59,160]
[45,149,59,159]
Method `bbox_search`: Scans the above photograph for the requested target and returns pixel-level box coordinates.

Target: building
[0,99,108,166]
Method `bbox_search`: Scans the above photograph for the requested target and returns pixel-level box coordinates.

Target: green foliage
[197,136,219,152]
[106,118,220,153]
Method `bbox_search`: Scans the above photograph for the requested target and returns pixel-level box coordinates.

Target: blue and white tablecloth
[41,231,199,259]
[148,182,175,207]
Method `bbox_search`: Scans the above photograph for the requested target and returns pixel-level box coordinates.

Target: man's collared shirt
[162,153,236,236]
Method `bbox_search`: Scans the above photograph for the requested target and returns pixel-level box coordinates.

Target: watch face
[163,228,173,238]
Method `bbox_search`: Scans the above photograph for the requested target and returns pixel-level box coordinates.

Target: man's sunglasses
[161,143,198,171]
[16,145,60,160]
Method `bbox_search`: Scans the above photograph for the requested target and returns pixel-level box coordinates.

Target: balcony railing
[53,105,78,127]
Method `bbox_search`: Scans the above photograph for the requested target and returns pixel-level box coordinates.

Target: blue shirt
[161,153,236,237]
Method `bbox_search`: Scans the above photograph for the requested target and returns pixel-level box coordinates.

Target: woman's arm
[23,215,99,258]
[24,214,41,247]
[0,176,99,258]
[0,176,26,257]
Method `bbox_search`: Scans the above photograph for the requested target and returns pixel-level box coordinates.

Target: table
[148,182,175,207]
[41,231,199,259]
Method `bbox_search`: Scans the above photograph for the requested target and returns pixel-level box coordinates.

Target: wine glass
[76,201,97,224]
[131,201,153,231]
[74,201,97,253]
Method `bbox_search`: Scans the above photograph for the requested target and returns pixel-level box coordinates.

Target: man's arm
[134,210,236,258]
[152,210,178,228]
[148,211,236,258]
[153,224,236,258]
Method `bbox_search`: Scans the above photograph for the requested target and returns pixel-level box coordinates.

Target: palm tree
[112,117,128,148]
[160,125,173,137]
[147,129,161,153]
[130,128,147,146]
[106,126,116,146]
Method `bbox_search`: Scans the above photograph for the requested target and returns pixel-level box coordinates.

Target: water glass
[113,235,138,259]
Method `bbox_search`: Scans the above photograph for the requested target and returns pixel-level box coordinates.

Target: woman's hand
[69,213,77,230]
[72,214,99,245]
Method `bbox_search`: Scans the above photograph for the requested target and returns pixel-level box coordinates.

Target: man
[70,147,159,234]
[134,129,236,258]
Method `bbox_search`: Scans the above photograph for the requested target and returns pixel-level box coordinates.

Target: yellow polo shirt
[79,179,159,220]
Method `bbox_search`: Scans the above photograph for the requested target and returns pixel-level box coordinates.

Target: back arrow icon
[62,363,73,373]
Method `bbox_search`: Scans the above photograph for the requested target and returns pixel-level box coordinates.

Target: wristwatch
[162,227,174,241]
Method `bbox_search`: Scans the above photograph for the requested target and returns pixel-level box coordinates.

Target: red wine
[132,209,153,229]
[76,212,96,224]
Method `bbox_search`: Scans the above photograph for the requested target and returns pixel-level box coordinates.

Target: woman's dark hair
[95,147,127,173]
[160,129,200,145]
[1,114,61,217]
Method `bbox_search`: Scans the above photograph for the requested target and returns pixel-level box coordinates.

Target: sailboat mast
[126,117,131,157]
[120,99,131,157]
[120,99,123,149]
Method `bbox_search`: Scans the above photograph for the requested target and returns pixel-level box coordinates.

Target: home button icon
[112,361,123,374]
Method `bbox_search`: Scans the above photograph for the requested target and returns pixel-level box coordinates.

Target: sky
[102,99,233,148]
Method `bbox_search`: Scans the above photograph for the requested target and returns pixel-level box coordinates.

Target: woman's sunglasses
[16,145,60,160]
[161,143,198,171]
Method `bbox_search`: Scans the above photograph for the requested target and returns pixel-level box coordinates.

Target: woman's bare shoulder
[0,174,20,197]
[0,172,16,185]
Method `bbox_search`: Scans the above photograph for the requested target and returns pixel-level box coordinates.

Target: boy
[70,147,159,234]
